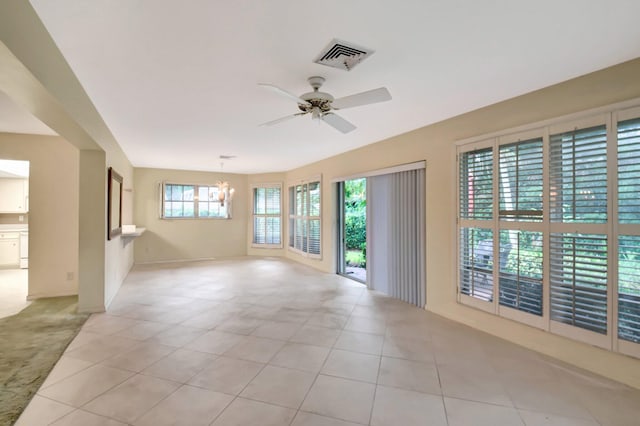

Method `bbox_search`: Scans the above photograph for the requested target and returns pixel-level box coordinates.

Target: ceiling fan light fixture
[258,76,391,133]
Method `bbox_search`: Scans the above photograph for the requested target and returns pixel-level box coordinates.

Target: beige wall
[0,133,79,298]
[104,152,135,306]
[1,3,136,311]
[265,58,640,389]
[134,167,248,263]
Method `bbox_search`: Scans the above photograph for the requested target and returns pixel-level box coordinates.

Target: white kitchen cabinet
[0,232,20,267]
[0,178,28,213]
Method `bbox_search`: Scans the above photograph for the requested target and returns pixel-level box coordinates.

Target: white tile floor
[15,258,640,426]
[0,268,30,318]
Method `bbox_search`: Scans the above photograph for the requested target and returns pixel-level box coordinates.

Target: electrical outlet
[18,215,24,222]
[67,272,74,281]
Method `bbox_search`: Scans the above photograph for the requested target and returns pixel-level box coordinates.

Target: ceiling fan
[259,76,391,134]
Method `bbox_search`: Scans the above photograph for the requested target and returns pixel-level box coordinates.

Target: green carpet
[0,296,89,426]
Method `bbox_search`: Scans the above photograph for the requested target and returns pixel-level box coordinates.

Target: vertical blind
[368,168,425,307]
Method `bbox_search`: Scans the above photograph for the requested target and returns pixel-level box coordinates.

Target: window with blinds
[617,117,640,346]
[499,138,543,221]
[550,125,608,223]
[550,233,608,334]
[457,108,640,355]
[499,230,543,315]
[289,179,321,257]
[459,227,494,301]
[618,118,640,224]
[162,183,228,219]
[619,236,640,343]
[252,185,282,247]
[459,148,493,220]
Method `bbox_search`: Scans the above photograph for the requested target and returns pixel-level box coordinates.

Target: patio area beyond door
[337,178,367,283]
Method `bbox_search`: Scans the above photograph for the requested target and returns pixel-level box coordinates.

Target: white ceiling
[0,159,30,178]
[22,0,640,174]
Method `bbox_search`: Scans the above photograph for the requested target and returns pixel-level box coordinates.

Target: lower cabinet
[0,233,20,267]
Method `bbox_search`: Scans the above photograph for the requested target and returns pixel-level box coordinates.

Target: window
[499,230,543,316]
[617,116,640,346]
[162,183,230,219]
[459,147,494,305]
[459,148,493,220]
[499,138,543,221]
[252,184,282,247]
[550,233,608,334]
[457,105,640,358]
[288,179,321,257]
[459,227,494,301]
[550,125,607,223]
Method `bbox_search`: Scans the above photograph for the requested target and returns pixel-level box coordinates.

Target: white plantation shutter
[499,230,543,316]
[252,185,281,247]
[308,182,321,255]
[550,125,608,223]
[550,233,608,334]
[499,139,543,221]
[618,118,640,224]
[288,179,321,257]
[617,116,640,345]
[459,148,493,220]
[457,106,640,356]
[618,236,640,343]
[459,227,494,301]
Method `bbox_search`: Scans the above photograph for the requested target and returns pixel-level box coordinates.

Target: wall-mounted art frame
[108,167,123,240]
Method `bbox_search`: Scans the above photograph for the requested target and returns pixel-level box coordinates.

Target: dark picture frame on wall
[107,167,123,240]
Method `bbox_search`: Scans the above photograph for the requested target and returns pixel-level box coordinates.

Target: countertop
[0,224,28,232]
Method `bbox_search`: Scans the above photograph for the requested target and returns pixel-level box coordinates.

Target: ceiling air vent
[313,39,374,71]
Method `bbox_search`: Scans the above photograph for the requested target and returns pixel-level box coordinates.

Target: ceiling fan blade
[259,112,306,127]
[332,87,392,110]
[258,83,310,105]
[321,113,356,134]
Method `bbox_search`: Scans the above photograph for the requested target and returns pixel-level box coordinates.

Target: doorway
[0,159,30,318]
[337,178,367,283]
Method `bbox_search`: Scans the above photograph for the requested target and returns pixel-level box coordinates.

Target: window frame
[160,182,232,220]
[288,176,322,259]
[456,103,640,358]
[251,183,283,249]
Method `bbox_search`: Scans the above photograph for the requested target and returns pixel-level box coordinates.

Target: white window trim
[288,176,322,259]
[251,183,283,249]
[160,181,232,220]
[456,99,640,359]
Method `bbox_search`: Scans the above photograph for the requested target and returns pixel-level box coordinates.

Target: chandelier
[216,159,235,207]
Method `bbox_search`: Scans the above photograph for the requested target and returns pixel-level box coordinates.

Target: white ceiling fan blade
[258,83,310,105]
[321,113,356,134]
[332,87,392,110]
[259,112,305,127]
